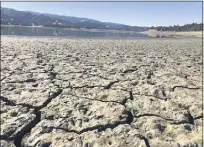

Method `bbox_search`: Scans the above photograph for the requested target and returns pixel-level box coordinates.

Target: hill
[1,7,149,32]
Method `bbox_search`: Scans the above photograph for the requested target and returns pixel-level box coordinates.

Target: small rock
[183,123,193,131]
[76,57,80,61]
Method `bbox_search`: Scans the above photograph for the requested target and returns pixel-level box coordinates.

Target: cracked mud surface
[1,36,202,147]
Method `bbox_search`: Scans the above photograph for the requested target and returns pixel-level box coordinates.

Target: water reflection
[1,26,148,38]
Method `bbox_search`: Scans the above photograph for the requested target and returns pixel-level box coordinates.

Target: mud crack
[172,85,201,91]
[5,78,37,84]
[12,89,63,147]
[134,111,203,125]
[43,110,134,134]
[135,134,151,147]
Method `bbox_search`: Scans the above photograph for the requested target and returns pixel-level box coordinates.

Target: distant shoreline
[144,29,202,38]
[1,25,145,34]
[1,25,202,38]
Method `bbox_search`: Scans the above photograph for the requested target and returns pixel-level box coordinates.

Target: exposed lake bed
[1,36,202,147]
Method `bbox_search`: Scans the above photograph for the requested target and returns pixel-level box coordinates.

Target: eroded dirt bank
[1,36,202,147]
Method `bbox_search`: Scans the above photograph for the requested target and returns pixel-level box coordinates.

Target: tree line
[151,23,203,31]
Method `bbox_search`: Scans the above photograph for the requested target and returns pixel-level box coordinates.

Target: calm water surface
[1,26,149,38]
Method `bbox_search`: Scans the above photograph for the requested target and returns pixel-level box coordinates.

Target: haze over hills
[1,7,149,32]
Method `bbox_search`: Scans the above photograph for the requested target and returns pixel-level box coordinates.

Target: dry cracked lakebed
[0,36,203,147]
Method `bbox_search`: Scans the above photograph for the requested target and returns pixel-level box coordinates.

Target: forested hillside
[1,7,149,32]
[150,23,203,31]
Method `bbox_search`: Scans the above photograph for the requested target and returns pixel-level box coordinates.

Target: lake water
[1,26,149,38]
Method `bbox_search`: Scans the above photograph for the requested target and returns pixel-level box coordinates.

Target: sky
[1,2,202,27]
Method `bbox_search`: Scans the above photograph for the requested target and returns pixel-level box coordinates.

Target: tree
[152,23,203,32]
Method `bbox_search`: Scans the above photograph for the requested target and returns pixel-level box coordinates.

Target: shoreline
[1,25,201,39]
[1,25,145,33]
[1,34,201,39]
[143,30,202,38]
